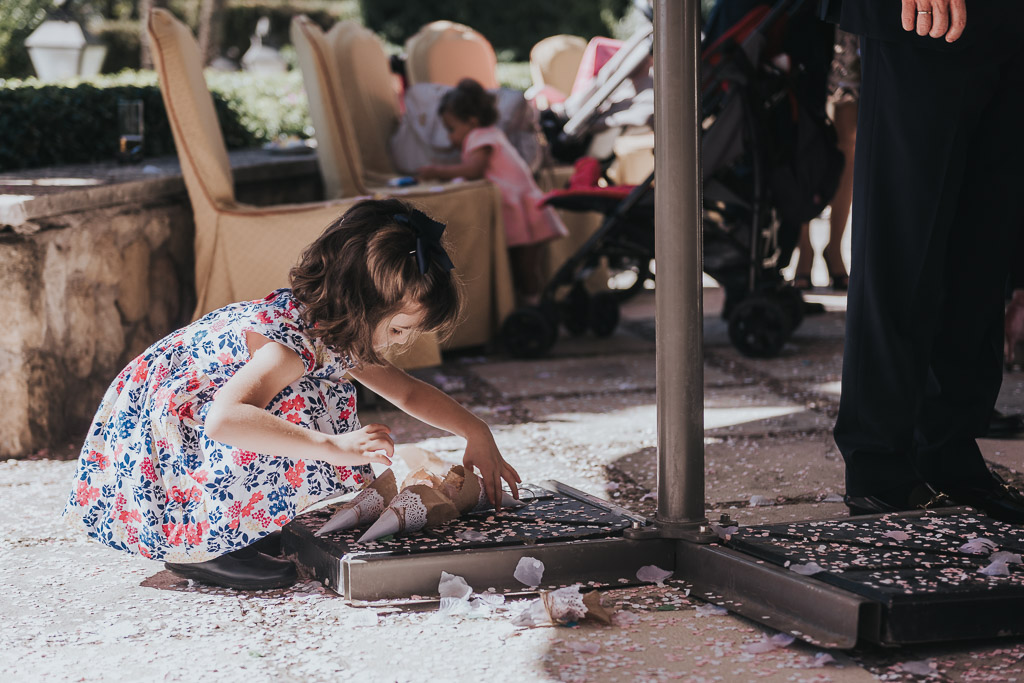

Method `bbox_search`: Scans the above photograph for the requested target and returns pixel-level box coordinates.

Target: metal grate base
[717,507,1024,644]
[282,481,675,602]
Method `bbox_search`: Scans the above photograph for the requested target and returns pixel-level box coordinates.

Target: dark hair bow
[394,210,455,274]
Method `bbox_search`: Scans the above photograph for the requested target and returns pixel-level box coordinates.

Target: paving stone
[542,604,876,682]
[978,437,1024,476]
[471,354,748,400]
[612,433,845,506]
[711,340,845,382]
[704,387,832,436]
[708,502,851,527]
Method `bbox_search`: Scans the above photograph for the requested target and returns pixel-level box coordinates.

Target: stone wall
[0,152,323,457]
[0,202,194,457]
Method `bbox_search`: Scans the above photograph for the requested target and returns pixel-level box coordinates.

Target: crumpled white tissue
[960,538,998,554]
[979,560,1011,577]
[695,603,729,617]
[789,561,826,575]
[438,571,473,600]
[636,564,673,586]
[511,598,551,627]
[742,633,795,654]
[990,551,1022,565]
[514,556,545,587]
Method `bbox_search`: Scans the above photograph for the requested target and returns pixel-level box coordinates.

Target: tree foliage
[360,0,633,61]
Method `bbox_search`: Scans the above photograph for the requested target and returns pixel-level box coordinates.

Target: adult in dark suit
[825,0,1024,522]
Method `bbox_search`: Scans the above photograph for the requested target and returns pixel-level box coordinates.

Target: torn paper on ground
[636,565,673,587]
[514,556,545,587]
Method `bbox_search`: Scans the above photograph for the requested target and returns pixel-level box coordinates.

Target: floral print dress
[62,289,372,563]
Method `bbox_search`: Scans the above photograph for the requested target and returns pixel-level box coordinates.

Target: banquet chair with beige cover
[289,16,515,355]
[147,8,357,321]
[529,34,587,107]
[327,19,402,178]
[404,21,499,89]
[148,9,498,368]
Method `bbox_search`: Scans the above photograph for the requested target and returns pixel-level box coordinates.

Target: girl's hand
[462,430,521,512]
[417,165,439,180]
[325,423,394,467]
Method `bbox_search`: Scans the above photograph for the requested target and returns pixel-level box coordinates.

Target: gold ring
[917,10,932,14]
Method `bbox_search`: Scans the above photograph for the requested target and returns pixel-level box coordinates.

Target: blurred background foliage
[0,0,652,78]
[359,0,632,62]
[0,0,670,169]
[0,69,306,170]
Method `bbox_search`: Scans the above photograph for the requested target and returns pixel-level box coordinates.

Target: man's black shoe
[164,546,297,590]
[844,483,952,517]
[938,473,1024,524]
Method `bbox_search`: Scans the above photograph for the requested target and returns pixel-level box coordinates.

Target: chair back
[147,8,235,209]
[330,21,401,176]
[405,21,499,89]
[290,16,369,197]
[530,35,587,97]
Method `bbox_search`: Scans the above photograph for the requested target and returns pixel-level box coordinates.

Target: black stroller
[502,0,842,359]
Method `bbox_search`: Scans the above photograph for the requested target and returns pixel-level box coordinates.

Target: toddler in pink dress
[418,78,567,303]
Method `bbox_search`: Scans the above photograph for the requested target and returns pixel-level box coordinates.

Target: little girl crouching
[63,198,520,590]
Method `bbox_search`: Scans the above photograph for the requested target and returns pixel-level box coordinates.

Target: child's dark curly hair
[290,198,464,366]
[438,78,499,126]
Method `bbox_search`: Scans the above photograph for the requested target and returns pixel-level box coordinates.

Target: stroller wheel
[562,284,591,336]
[727,294,792,358]
[589,291,621,338]
[776,286,805,332]
[502,306,558,358]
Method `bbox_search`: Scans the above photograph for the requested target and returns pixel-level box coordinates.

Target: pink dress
[464,126,568,247]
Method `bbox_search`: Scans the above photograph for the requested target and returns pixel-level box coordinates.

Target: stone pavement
[2,285,1024,682]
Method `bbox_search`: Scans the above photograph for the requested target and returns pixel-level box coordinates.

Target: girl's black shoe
[164,545,297,590]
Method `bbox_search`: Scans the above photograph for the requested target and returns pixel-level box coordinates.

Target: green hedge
[0,69,309,171]
[360,0,632,62]
[1,1,359,79]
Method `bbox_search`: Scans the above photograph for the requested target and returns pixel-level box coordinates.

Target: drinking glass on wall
[117,99,144,163]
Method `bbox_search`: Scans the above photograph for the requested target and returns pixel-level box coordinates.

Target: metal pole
[654,0,706,533]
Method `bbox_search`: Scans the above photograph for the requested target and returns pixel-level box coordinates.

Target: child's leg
[509,244,549,305]
[793,222,814,288]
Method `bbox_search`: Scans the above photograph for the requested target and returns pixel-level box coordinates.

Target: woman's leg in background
[824,99,857,287]
[793,222,813,288]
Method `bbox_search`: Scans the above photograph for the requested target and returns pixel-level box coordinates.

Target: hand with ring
[901,0,966,42]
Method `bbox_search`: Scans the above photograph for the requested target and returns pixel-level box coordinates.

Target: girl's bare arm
[349,359,520,507]
[204,332,393,467]
[418,147,491,181]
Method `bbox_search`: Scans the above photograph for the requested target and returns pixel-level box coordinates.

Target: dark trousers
[835,35,1024,496]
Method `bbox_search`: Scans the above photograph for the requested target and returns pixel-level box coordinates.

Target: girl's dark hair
[439,78,499,126]
[290,198,464,366]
